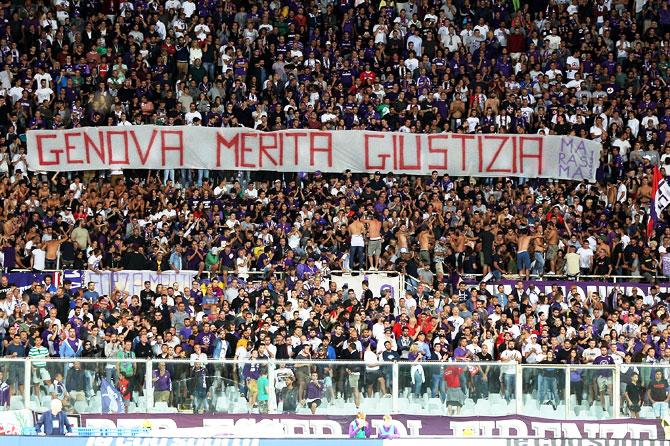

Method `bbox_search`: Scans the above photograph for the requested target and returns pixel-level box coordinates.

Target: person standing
[625,372,644,418]
[0,371,9,410]
[592,346,615,413]
[152,363,172,404]
[348,215,366,271]
[648,370,670,419]
[281,376,298,413]
[362,214,383,271]
[35,399,73,436]
[500,340,521,404]
[28,336,51,398]
[257,369,270,414]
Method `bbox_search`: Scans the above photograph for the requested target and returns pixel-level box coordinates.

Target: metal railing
[1,358,668,420]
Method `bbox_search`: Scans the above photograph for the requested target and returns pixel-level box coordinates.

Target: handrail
[3,268,664,285]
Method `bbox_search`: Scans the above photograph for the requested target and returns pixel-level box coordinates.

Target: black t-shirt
[649,378,668,402]
[282,386,298,412]
[594,256,610,275]
[626,383,644,405]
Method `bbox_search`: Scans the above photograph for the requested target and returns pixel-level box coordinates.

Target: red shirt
[443,367,463,388]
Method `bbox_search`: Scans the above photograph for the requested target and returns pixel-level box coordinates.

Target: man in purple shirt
[152,363,172,403]
[592,346,615,413]
[194,322,216,355]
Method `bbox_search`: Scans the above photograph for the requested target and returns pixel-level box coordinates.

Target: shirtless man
[516,228,532,280]
[531,226,545,277]
[362,214,382,271]
[396,225,409,255]
[44,236,67,270]
[349,215,365,271]
[449,229,466,273]
[418,225,433,265]
[637,177,652,205]
[545,222,560,274]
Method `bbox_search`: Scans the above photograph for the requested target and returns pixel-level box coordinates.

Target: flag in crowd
[649,166,670,238]
[100,378,124,414]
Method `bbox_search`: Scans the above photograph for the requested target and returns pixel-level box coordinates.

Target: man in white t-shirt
[35,81,53,104]
[184,103,202,125]
[577,244,594,275]
[544,28,561,51]
[33,67,52,89]
[565,51,581,79]
[522,334,542,364]
[500,340,521,403]
[31,243,47,271]
[612,134,631,161]
[181,0,195,17]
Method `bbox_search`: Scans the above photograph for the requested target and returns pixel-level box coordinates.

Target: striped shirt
[28,346,49,368]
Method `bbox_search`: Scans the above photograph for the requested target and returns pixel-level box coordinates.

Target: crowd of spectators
[0,0,667,418]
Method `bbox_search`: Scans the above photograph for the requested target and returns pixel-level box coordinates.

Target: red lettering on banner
[106,130,130,165]
[428,135,449,170]
[161,130,184,166]
[397,135,421,170]
[482,135,515,173]
[519,136,543,175]
[129,129,158,165]
[35,133,61,166]
[364,133,389,170]
[83,132,105,164]
[216,133,240,167]
[309,132,333,166]
[64,132,83,164]
[452,134,474,171]
[284,132,307,165]
[259,134,279,167]
[240,133,257,168]
[392,135,397,170]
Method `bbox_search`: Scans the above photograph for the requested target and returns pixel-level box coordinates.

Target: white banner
[655,179,670,217]
[26,126,600,180]
[85,270,197,296]
[322,272,403,301]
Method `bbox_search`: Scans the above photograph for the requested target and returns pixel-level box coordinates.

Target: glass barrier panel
[162,359,392,415]
[397,362,513,416]
[26,359,150,414]
[0,359,26,411]
[626,364,670,420]
[520,365,566,419]
[567,366,614,420]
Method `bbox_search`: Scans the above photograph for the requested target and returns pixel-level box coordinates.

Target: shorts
[32,367,51,382]
[349,372,360,389]
[546,245,559,261]
[258,400,269,413]
[366,370,382,383]
[69,390,85,402]
[653,401,668,418]
[367,239,382,257]
[420,249,431,264]
[154,390,170,402]
[596,376,609,392]
[306,398,321,407]
[516,251,531,270]
[247,379,258,394]
[446,387,465,406]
